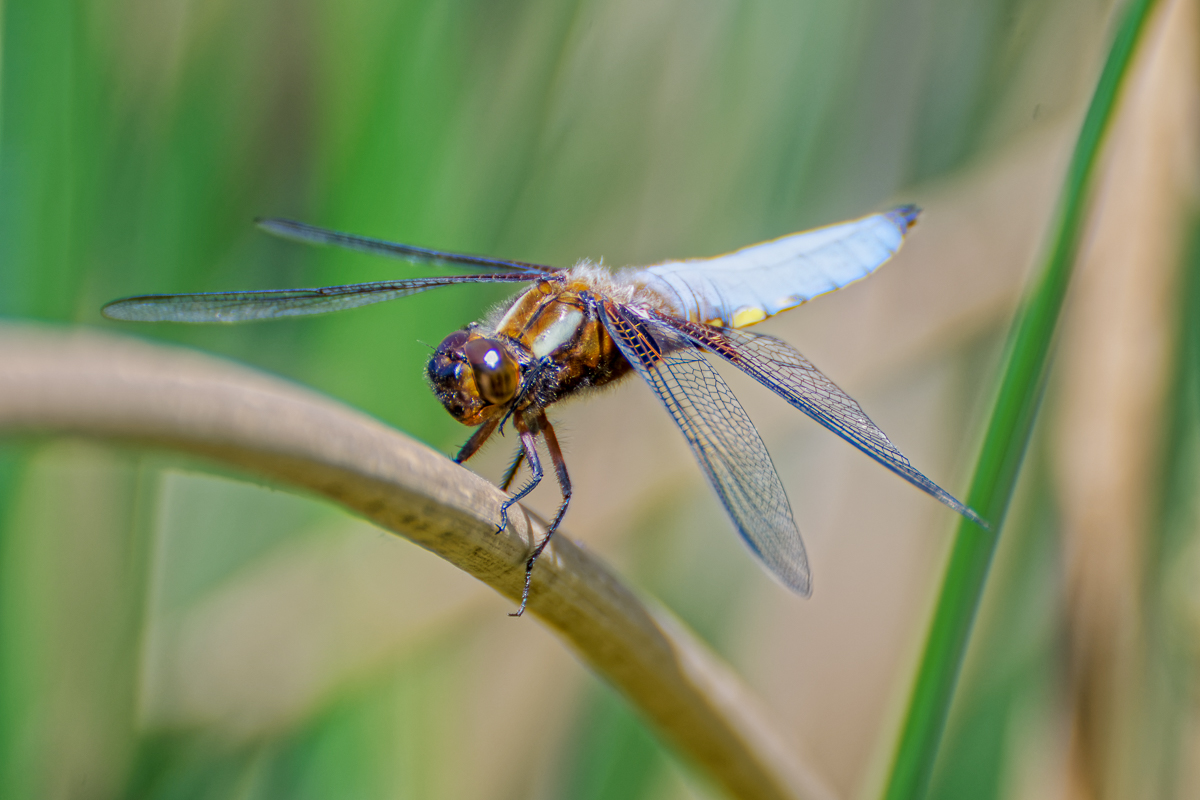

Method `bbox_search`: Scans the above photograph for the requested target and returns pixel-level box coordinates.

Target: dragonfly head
[427,329,521,425]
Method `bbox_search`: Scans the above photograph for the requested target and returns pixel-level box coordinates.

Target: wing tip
[769,565,812,598]
[255,217,299,239]
[101,298,147,321]
[947,496,992,531]
[886,205,922,233]
[765,551,812,598]
[964,507,993,532]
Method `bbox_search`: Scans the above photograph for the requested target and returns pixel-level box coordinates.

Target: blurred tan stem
[1054,0,1200,796]
[0,323,836,800]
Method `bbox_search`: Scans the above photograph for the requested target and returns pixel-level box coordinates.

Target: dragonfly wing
[668,315,989,528]
[601,300,810,595]
[102,273,540,323]
[636,206,919,327]
[257,218,559,274]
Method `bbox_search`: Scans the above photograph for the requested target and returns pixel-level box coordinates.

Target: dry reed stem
[0,322,837,800]
[1054,0,1200,796]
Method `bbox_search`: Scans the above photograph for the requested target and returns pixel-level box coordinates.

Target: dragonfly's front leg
[453,417,499,464]
[511,415,572,617]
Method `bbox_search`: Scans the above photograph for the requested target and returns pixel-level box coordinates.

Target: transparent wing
[102,273,539,323]
[257,218,559,274]
[601,301,810,595]
[666,314,989,529]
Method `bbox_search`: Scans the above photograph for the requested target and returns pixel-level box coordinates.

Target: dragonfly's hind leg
[510,416,571,617]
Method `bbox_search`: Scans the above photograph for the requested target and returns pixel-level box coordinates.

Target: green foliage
[557,684,671,800]
[883,1,1161,798]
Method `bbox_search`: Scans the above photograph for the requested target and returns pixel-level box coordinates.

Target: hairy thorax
[427,264,681,428]
[489,263,677,404]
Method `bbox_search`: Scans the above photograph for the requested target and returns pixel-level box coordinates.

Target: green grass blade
[881,1,1160,798]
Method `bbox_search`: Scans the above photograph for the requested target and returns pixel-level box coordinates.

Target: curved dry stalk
[0,322,836,800]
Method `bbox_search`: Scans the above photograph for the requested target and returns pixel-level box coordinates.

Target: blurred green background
[3,0,1197,798]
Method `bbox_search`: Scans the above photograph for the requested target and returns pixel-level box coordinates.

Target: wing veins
[601,302,811,594]
[665,314,988,529]
[102,273,539,323]
[256,218,558,274]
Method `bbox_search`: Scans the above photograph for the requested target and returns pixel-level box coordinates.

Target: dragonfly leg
[499,446,526,492]
[454,417,499,464]
[498,427,543,535]
[511,416,571,617]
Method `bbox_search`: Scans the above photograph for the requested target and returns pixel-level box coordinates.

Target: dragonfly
[103,206,987,615]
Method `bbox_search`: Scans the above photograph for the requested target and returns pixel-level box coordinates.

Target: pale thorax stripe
[532,308,584,358]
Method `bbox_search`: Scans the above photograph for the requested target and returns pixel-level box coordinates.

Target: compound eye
[436,330,470,355]
[428,329,470,384]
[463,337,519,406]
